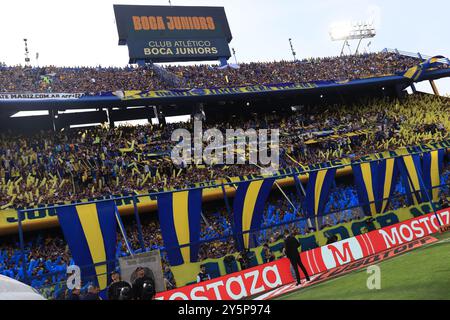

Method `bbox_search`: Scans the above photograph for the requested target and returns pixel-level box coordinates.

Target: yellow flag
[14,177,23,186]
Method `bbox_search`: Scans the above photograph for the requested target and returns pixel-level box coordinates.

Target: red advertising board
[155,259,293,300]
[155,207,449,300]
[254,236,438,300]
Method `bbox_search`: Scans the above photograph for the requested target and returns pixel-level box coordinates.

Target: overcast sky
[1,0,449,94]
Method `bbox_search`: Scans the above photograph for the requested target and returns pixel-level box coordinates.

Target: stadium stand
[0,52,424,93]
[0,51,449,300]
[0,94,447,209]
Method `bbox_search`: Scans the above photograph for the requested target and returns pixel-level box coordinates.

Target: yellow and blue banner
[2,140,448,237]
[56,201,117,294]
[304,168,336,218]
[232,178,275,250]
[352,158,397,216]
[398,154,424,205]
[157,189,203,266]
[421,149,445,202]
[403,55,450,81]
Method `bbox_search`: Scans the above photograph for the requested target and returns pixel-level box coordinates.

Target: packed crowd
[167,52,422,88]
[0,51,449,297]
[284,94,449,166]
[0,52,423,93]
[1,94,448,210]
[0,65,167,94]
[1,163,449,299]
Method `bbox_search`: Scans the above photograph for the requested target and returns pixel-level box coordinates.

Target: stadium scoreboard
[113,5,233,63]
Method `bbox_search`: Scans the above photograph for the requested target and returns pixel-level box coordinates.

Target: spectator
[262,243,275,263]
[196,265,211,283]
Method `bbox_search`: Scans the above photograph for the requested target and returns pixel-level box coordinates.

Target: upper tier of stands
[0,52,423,93]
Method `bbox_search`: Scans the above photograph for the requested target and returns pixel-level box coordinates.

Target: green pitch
[276,233,450,300]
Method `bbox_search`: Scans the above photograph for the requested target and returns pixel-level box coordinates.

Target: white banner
[0,93,84,100]
[118,250,166,293]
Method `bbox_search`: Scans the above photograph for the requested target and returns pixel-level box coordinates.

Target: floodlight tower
[329,21,376,56]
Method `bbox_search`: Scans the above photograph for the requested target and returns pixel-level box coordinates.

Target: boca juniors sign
[113,5,233,63]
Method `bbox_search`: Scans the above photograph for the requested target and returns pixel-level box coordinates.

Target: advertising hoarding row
[155,207,449,300]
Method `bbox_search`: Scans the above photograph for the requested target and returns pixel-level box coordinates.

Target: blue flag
[304,168,336,218]
[403,55,450,81]
[422,149,444,202]
[398,154,424,205]
[352,158,397,216]
[232,178,275,250]
[56,201,117,294]
[157,188,203,266]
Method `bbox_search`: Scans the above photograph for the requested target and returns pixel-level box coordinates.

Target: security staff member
[283,229,310,286]
[107,271,132,300]
[132,267,156,300]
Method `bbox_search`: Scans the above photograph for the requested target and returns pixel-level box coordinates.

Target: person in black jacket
[108,271,132,300]
[132,267,156,300]
[283,229,310,286]
[197,265,211,283]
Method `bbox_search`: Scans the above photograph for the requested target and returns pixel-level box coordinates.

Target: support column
[192,102,205,122]
[49,109,58,132]
[147,106,154,124]
[394,84,405,100]
[154,106,166,125]
[107,107,115,128]
[429,80,440,96]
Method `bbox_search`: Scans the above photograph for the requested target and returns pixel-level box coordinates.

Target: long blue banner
[352,158,397,216]
[157,189,203,266]
[56,201,117,295]
[232,178,275,250]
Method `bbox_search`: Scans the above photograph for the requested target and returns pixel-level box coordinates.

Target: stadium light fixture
[23,38,30,64]
[232,48,238,65]
[289,38,297,61]
[329,20,376,56]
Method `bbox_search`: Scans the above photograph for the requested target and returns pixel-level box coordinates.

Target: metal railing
[383,48,449,64]
[29,182,449,300]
